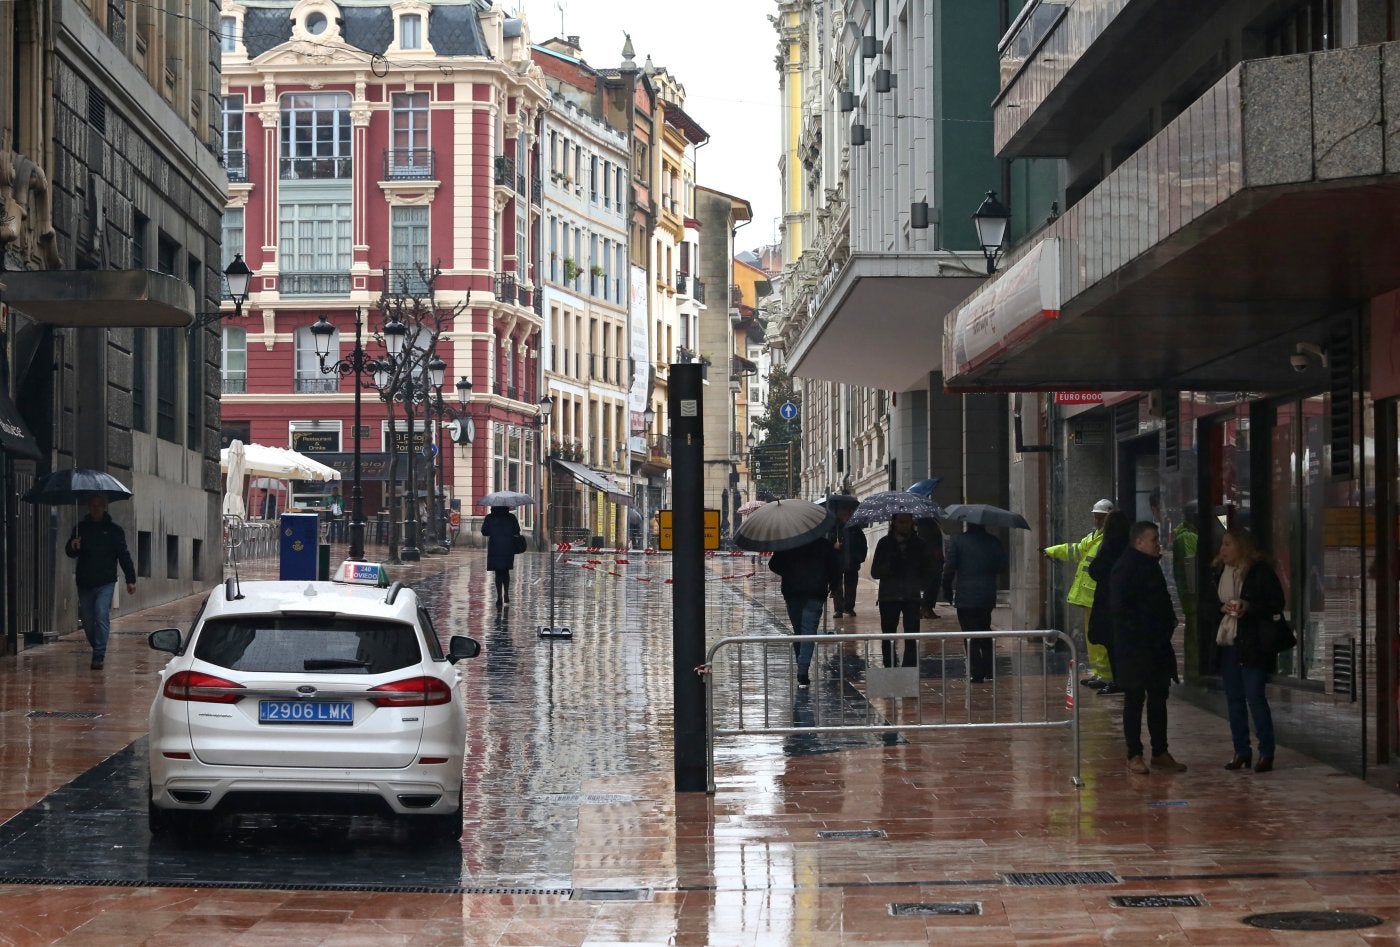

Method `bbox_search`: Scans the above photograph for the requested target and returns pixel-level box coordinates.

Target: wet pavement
[2,547,1400,943]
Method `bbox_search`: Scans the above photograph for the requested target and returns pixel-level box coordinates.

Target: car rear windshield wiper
[304,658,372,671]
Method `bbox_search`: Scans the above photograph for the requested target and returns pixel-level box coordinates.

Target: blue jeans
[785,597,824,675]
[1219,645,1275,757]
[78,583,116,658]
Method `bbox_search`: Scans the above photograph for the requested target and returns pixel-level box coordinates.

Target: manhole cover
[1005,871,1119,887]
[817,830,886,840]
[1111,895,1205,908]
[1243,911,1384,931]
[570,888,653,902]
[26,711,102,720]
[889,902,980,916]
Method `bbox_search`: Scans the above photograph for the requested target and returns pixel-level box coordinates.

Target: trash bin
[279,512,320,580]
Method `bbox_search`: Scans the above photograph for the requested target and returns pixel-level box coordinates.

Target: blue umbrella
[907,477,943,498]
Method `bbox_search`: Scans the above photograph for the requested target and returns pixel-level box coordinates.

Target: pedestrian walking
[1204,526,1284,774]
[916,517,946,620]
[941,522,1006,683]
[869,513,934,668]
[64,494,136,670]
[1108,521,1186,775]
[1044,498,1113,683]
[768,535,840,688]
[1172,500,1201,643]
[481,505,523,606]
[829,500,867,617]
[1085,510,1131,696]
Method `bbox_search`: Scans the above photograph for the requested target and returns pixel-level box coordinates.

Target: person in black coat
[480,506,522,606]
[1203,526,1285,773]
[917,517,946,620]
[65,494,137,670]
[941,523,1006,683]
[870,513,933,668]
[769,536,841,687]
[1108,521,1185,774]
[1085,510,1130,695]
[829,500,868,618]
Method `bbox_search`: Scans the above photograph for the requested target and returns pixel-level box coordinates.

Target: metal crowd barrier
[703,629,1081,793]
[223,516,280,566]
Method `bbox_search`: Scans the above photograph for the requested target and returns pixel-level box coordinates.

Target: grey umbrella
[942,503,1031,530]
[477,490,535,507]
[734,498,834,552]
[22,468,133,505]
[846,490,944,527]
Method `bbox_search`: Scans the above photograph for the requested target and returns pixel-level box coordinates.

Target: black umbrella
[735,499,834,552]
[942,503,1031,530]
[22,468,134,505]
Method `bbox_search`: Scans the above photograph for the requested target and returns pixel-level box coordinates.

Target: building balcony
[280,156,352,180]
[383,148,436,180]
[675,273,689,296]
[948,41,1400,393]
[692,277,706,304]
[494,272,518,305]
[280,272,352,297]
[494,155,516,187]
[384,267,430,296]
[532,285,543,316]
[222,374,247,394]
[531,176,543,205]
[294,376,339,394]
[223,150,248,183]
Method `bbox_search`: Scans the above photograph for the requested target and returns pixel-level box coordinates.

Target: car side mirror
[447,635,480,664]
[148,628,182,654]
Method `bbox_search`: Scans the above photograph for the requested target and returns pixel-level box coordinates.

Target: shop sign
[388,429,431,453]
[950,237,1063,377]
[291,429,341,453]
[1055,392,1103,404]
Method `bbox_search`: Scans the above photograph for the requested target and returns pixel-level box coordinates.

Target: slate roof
[240,3,488,60]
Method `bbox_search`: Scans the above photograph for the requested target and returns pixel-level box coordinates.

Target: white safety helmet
[1091,498,1115,514]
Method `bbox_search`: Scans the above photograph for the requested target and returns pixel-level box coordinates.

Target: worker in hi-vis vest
[1044,498,1116,693]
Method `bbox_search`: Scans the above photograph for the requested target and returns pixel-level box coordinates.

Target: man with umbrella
[65,494,137,670]
[827,497,866,618]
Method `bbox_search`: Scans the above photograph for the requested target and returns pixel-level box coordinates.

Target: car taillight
[368,676,452,707]
[163,670,246,704]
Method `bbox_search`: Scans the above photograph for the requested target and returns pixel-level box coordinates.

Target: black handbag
[512,534,527,554]
[1260,614,1297,654]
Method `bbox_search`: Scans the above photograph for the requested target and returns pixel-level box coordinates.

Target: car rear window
[193,617,422,674]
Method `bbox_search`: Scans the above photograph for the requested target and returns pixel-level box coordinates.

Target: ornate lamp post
[224,254,253,316]
[309,309,377,562]
[373,317,422,561]
[972,190,1012,274]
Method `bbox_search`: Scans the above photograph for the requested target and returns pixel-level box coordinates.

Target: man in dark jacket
[870,514,933,668]
[829,500,867,618]
[769,536,840,687]
[1109,521,1185,775]
[65,494,137,670]
[942,523,1007,683]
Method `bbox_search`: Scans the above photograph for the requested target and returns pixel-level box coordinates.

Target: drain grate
[1243,911,1384,931]
[889,902,980,916]
[817,830,886,840]
[1005,871,1120,887]
[544,792,638,806]
[1111,894,1205,908]
[26,711,102,720]
[570,887,653,902]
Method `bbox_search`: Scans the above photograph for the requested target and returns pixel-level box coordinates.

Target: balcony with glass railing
[280,155,352,180]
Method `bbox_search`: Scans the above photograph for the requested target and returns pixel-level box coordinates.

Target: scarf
[1215,565,1243,646]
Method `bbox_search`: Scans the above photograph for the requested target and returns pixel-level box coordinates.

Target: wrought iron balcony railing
[384,267,430,296]
[494,272,518,304]
[676,272,689,296]
[280,272,352,297]
[531,176,542,205]
[222,374,247,394]
[294,376,340,394]
[494,155,516,187]
[280,156,352,180]
[383,148,435,180]
[692,277,706,304]
[223,150,248,183]
[533,285,543,315]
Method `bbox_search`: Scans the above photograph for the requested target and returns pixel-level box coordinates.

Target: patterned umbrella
[846,490,944,527]
[736,499,768,516]
[735,498,834,552]
[478,490,535,508]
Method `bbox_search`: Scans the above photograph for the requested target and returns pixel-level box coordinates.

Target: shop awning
[0,388,41,460]
[552,459,631,504]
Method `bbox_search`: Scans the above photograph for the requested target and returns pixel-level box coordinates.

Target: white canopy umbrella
[219,443,342,483]
[222,438,247,518]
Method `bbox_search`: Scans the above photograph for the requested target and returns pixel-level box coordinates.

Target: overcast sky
[513,0,783,252]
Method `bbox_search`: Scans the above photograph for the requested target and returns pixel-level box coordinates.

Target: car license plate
[258,700,354,725]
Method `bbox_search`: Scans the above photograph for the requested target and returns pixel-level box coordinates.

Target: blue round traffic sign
[779,401,798,420]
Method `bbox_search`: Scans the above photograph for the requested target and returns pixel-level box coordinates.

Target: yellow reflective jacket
[1044,528,1104,607]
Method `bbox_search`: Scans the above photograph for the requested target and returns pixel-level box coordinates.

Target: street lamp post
[310,309,376,562]
[972,190,1012,274]
[373,317,418,561]
[640,404,656,548]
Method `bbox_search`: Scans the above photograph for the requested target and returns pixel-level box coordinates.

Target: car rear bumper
[150,764,462,816]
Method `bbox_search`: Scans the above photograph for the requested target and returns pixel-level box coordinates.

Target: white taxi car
[146,578,478,840]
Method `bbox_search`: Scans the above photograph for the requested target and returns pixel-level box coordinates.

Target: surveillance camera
[1290,353,1310,373]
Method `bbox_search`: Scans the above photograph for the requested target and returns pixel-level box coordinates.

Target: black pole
[434,392,447,547]
[669,362,706,793]
[401,382,421,561]
[348,309,367,561]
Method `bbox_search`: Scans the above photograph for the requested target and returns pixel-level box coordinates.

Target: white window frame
[222,326,247,393]
[221,207,244,269]
[293,325,339,393]
[389,1,433,55]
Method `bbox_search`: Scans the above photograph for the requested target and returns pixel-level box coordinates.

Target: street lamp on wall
[972,190,1012,274]
[224,254,253,316]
